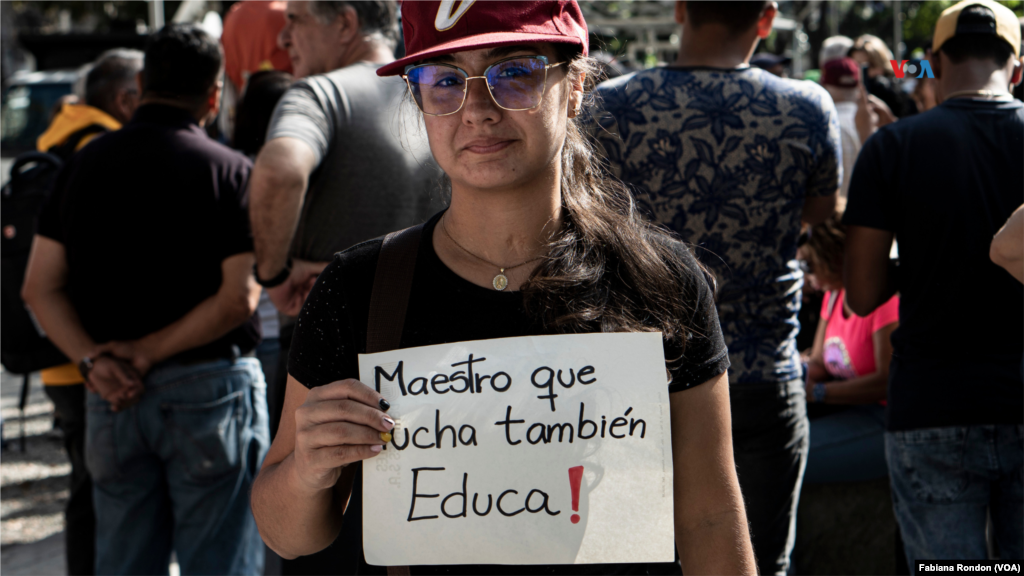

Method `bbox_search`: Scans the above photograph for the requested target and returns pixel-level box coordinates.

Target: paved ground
[2,157,15,186]
[1,370,69,574]
[1,371,67,547]
[0,370,183,576]
[1,533,64,575]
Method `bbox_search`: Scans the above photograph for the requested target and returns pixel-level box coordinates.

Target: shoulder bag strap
[336,224,423,576]
[47,123,109,161]
[366,224,424,354]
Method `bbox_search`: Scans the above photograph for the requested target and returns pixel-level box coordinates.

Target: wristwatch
[254,257,292,288]
[812,382,827,403]
[78,355,96,382]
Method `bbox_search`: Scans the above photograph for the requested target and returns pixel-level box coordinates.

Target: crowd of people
[12,0,1023,575]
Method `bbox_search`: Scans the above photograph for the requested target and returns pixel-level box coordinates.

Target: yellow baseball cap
[933,0,1021,58]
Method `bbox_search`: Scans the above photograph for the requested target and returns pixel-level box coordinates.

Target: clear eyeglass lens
[486,58,547,110]
[406,57,548,115]
[406,65,467,115]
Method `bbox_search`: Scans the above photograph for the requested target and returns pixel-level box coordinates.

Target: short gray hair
[819,36,854,66]
[308,1,399,46]
[84,48,144,112]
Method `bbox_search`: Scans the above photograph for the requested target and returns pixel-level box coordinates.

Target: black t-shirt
[38,104,259,361]
[843,98,1024,431]
[288,211,729,575]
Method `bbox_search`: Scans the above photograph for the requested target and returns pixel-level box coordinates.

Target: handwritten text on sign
[359,333,675,566]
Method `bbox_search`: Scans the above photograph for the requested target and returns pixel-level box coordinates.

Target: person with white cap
[250,1,756,573]
[819,35,854,67]
[844,0,1023,563]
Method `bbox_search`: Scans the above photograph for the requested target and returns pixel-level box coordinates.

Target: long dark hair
[801,197,847,284]
[522,46,712,358]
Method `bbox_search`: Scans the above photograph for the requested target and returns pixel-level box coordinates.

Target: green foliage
[578,1,638,20]
[9,1,184,33]
[904,1,1023,52]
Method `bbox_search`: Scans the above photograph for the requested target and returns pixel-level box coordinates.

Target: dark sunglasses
[402,55,565,116]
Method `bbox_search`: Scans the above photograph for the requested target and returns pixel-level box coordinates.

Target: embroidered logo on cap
[435,0,477,31]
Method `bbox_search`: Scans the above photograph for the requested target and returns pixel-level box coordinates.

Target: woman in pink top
[800,205,899,483]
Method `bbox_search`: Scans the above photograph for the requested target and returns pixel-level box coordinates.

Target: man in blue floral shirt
[592,2,840,573]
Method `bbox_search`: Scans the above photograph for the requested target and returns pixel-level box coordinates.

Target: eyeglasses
[402,55,565,116]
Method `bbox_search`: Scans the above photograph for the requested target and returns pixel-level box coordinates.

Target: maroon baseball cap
[377,0,589,77]
[821,57,861,88]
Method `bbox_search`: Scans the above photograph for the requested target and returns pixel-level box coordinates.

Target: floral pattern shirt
[591,66,841,385]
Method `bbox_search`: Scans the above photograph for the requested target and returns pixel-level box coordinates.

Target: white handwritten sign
[359,333,675,566]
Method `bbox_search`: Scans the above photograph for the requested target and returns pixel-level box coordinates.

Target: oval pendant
[492,273,509,291]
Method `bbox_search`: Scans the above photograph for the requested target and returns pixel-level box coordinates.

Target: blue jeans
[255,338,280,394]
[86,357,270,575]
[805,404,888,484]
[730,379,809,575]
[886,425,1024,564]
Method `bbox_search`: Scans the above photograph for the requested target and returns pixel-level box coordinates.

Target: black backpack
[1,124,108,375]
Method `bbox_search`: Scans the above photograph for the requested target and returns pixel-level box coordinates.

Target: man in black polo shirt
[843,0,1023,563]
[22,25,269,575]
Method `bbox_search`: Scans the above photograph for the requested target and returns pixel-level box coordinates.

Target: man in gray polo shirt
[247,2,440,574]
[250,0,441,318]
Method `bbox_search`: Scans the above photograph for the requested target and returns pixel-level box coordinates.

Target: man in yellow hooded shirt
[36,49,143,157]
[33,47,142,576]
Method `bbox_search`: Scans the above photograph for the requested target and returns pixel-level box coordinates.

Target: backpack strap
[366,224,424,354]
[47,123,109,161]
[337,224,423,576]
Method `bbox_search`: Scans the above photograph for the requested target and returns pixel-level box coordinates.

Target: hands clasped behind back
[292,378,394,493]
[86,339,156,411]
[86,355,144,411]
[91,340,154,376]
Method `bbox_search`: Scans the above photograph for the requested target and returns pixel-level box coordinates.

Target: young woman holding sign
[251,1,756,573]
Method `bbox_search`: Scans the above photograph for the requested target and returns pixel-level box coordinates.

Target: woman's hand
[292,378,393,494]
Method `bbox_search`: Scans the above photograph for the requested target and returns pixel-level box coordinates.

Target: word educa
[407,467,560,522]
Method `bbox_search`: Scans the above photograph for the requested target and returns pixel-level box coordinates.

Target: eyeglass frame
[401,55,567,117]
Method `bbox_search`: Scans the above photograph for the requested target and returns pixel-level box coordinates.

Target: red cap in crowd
[821,57,861,88]
[377,0,589,77]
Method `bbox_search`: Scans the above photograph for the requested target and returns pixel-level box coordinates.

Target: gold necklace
[440,214,544,291]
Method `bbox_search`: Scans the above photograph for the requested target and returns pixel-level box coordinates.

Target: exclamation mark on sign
[568,465,584,524]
